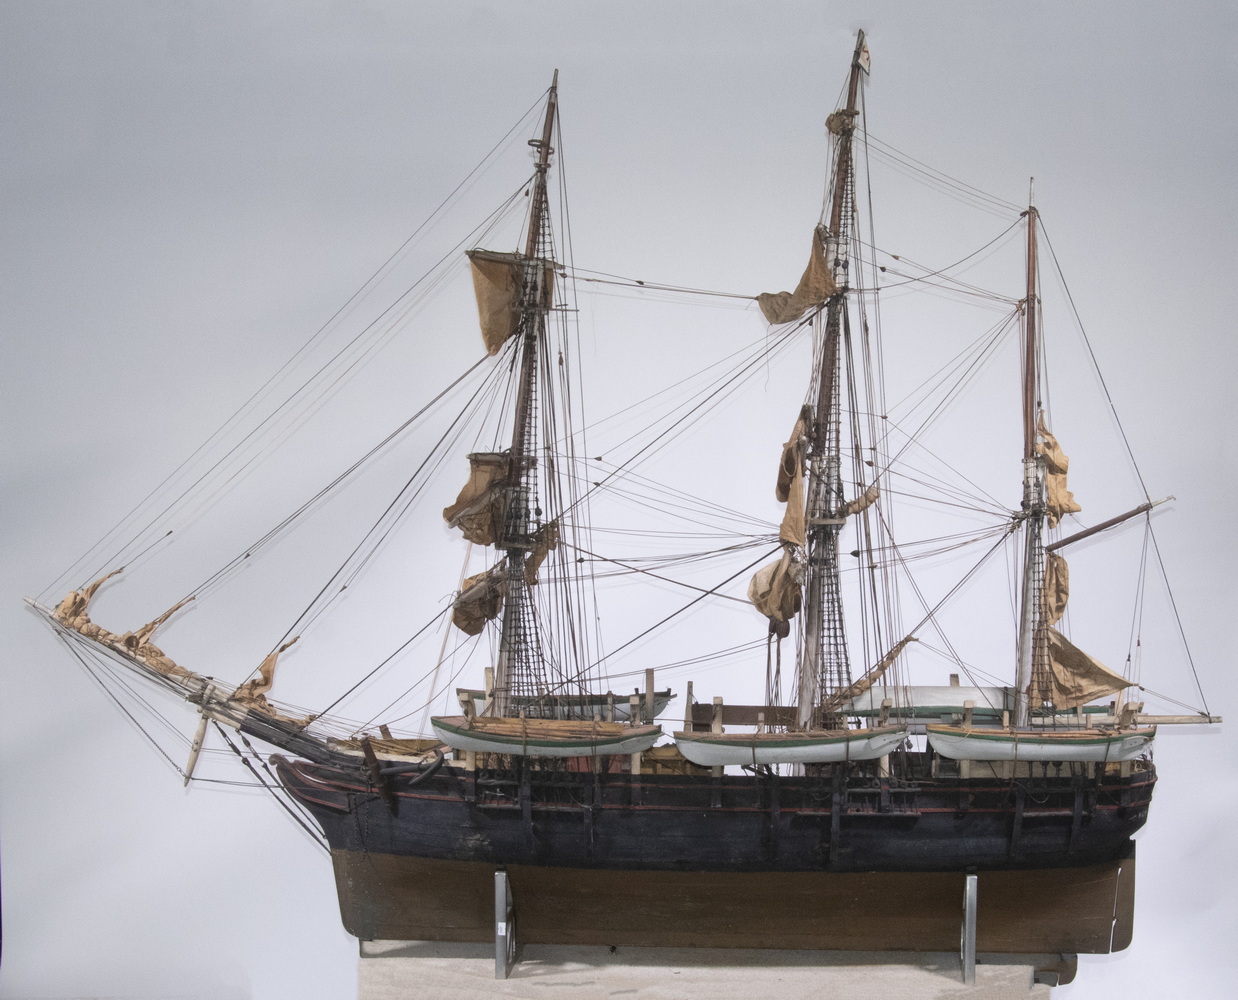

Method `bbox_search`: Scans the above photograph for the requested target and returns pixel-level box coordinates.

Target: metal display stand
[494,870,517,979]
[961,872,978,984]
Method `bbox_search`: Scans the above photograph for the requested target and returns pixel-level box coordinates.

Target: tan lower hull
[329,847,1135,954]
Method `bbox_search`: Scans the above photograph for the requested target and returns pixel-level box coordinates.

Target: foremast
[492,73,559,718]
[797,32,867,729]
[1013,201,1045,728]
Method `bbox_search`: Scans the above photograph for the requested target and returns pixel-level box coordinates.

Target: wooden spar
[1045,497,1170,552]
[1022,201,1039,461]
[493,72,558,716]
[183,712,209,786]
[506,73,557,465]
[799,31,867,727]
[1013,200,1042,728]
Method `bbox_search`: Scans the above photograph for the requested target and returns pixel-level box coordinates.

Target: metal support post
[960,872,977,984]
[495,870,517,979]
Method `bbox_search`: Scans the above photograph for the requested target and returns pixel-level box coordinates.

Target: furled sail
[1042,551,1069,626]
[751,412,810,625]
[451,565,506,635]
[842,483,880,517]
[748,549,804,625]
[775,409,810,547]
[756,227,838,325]
[116,597,195,679]
[466,250,555,356]
[231,637,299,713]
[1033,550,1133,710]
[523,521,560,585]
[1035,412,1082,527]
[52,567,123,625]
[443,452,509,546]
[1033,628,1134,711]
[822,635,916,712]
[53,571,191,678]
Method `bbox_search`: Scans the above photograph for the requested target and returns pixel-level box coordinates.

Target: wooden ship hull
[276,751,1150,865]
[328,849,1138,954]
[274,751,1151,947]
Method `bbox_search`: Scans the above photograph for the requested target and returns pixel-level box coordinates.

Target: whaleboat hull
[672,726,908,766]
[430,716,662,757]
[927,725,1156,762]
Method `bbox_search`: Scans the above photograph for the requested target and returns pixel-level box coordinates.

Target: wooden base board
[332,847,1134,954]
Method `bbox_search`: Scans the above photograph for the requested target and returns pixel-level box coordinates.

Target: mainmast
[493,73,559,718]
[797,33,867,728]
[1013,199,1044,727]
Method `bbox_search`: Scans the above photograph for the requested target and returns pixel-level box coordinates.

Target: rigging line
[862,132,1022,213]
[612,638,768,675]
[555,118,609,678]
[44,169,535,604]
[592,484,775,536]
[886,521,1021,710]
[859,216,1023,294]
[881,335,1020,509]
[865,148,1017,221]
[55,630,188,777]
[868,274,1016,310]
[913,641,1009,688]
[870,267,1018,303]
[582,318,803,434]
[211,722,330,854]
[265,351,512,648]
[885,305,1015,416]
[59,190,531,607]
[564,543,754,604]
[848,521,1010,553]
[575,459,774,528]
[1038,218,1151,499]
[182,353,494,604]
[378,654,475,731]
[1127,522,1151,677]
[560,322,806,521]
[82,654,196,747]
[576,539,773,567]
[1133,684,1214,717]
[304,384,493,600]
[1143,518,1211,715]
[552,544,781,694]
[565,269,757,302]
[317,605,453,718]
[236,730,327,833]
[880,472,1008,517]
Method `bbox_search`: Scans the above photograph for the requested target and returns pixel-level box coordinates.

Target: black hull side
[275,753,1154,874]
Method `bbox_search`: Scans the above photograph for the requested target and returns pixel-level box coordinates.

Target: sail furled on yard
[775,409,810,547]
[749,550,804,624]
[523,521,560,586]
[1032,551,1132,710]
[1042,551,1069,626]
[823,635,916,712]
[751,411,809,624]
[756,227,838,325]
[443,452,510,546]
[1035,412,1082,528]
[466,250,555,356]
[52,567,123,625]
[231,637,299,713]
[843,483,880,517]
[452,565,507,635]
[52,575,195,681]
[1033,628,1133,711]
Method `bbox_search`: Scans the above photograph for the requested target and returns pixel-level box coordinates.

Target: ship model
[32,34,1218,952]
